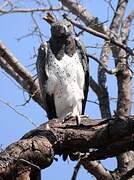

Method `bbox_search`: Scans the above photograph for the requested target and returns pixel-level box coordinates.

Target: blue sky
[0,0,134,179]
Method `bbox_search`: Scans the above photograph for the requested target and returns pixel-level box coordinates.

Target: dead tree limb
[0,6,65,14]
[0,116,134,179]
[60,0,106,33]
[110,5,134,176]
[0,41,44,109]
[64,16,134,56]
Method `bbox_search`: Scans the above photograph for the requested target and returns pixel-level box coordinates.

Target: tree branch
[0,116,134,178]
[71,160,81,180]
[0,42,44,109]
[121,9,134,43]
[81,160,113,180]
[60,0,106,33]
[0,6,65,14]
[81,2,129,173]
[64,15,134,56]
[113,7,134,175]
[88,53,117,75]
[103,0,134,176]
[0,136,54,178]
[109,0,128,34]
[96,0,129,119]
[71,159,113,180]
[120,167,134,180]
[89,76,101,96]
[0,97,37,127]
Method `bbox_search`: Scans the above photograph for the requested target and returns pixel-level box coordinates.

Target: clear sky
[0,0,134,179]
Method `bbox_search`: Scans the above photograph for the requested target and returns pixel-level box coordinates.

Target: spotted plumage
[36,19,89,121]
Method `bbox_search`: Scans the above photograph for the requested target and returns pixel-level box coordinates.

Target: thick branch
[97,42,112,119]
[81,160,113,180]
[84,1,129,172]
[121,9,134,43]
[96,0,129,119]
[110,0,128,34]
[0,116,134,178]
[114,22,134,177]
[72,159,113,180]
[89,76,101,96]
[0,42,44,109]
[0,136,54,178]
[106,0,134,175]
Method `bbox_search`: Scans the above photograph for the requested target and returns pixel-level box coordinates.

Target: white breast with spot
[45,48,85,118]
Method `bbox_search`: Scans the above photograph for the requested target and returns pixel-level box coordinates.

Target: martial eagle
[36,14,89,124]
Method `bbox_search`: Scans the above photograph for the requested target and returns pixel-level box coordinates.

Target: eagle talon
[81,114,89,118]
[63,112,74,123]
[76,115,89,126]
[76,115,81,126]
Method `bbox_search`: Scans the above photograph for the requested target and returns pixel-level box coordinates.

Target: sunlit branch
[0,6,65,14]
[0,98,37,127]
[64,15,134,56]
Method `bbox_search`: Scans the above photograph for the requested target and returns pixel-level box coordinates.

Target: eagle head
[51,20,73,37]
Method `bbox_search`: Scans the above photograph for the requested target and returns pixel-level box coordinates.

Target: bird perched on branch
[36,13,89,125]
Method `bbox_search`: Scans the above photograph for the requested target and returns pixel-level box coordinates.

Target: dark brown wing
[36,42,57,119]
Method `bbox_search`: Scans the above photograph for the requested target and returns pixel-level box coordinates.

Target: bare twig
[64,15,134,56]
[88,53,117,74]
[87,99,99,105]
[71,160,81,180]
[19,159,40,170]
[31,12,44,43]
[0,98,37,127]
[89,76,101,96]
[2,71,23,90]
[60,0,107,33]
[0,0,9,9]
[0,6,65,14]
[104,0,116,13]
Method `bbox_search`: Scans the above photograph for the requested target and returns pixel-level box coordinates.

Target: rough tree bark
[0,116,134,179]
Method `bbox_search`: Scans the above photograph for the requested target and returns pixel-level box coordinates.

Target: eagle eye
[67,24,71,27]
